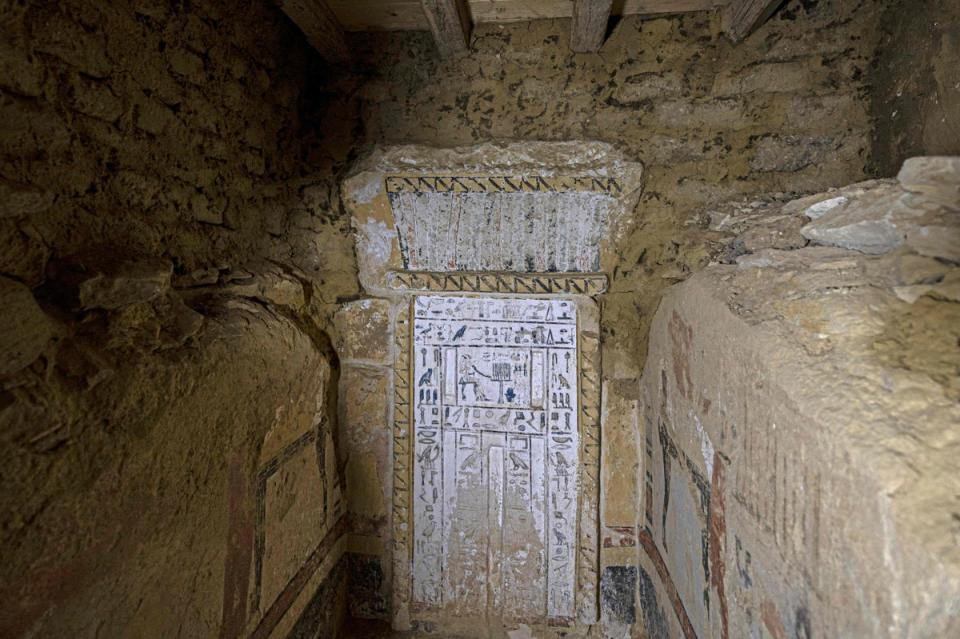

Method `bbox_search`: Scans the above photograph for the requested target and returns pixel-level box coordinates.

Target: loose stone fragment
[897,156,960,210]
[800,183,905,254]
[804,196,848,219]
[171,267,221,288]
[0,179,55,218]
[893,284,934,304]
[190,192,223,225]
[215,262,306,310]
[0,276,53,375]
[928,272,960,303]
[905,226,960,263]
[735,215,807,253]
[781,179,896,217]
[79,258,173,310]
[871,254,953,287]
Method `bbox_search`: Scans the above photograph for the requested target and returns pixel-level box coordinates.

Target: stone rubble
[192,260,308,312]
[717,156,960,270]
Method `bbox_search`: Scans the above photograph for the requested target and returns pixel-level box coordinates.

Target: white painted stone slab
[412,295,579,620]
[389,183,618,272]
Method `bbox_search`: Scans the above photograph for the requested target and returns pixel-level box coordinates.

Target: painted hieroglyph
[412,294,580,620]
[387,176,621,272]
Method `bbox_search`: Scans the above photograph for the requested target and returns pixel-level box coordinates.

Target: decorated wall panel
[411,295,580,621]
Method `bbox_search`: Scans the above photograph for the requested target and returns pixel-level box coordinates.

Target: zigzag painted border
[385,175,622,195]
[387,271,609,296]
[390,303,413,627]
[577,319,602,623]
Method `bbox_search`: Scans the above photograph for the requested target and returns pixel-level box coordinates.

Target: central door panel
[412,295,579,621]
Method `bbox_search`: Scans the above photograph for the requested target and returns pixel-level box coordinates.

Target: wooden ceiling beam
[722,0,785,43]
[274,0,351,64]
[570,0,614,52]
[326,1,723,33]
[472,0,721,24]
[421,0,472,58]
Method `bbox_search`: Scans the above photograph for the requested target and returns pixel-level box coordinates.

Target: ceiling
[326,0,723,32]
[274,0,783,62]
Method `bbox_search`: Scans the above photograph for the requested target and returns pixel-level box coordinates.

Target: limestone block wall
[638,160,960,638]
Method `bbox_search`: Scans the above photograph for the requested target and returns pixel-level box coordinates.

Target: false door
[411,294,579,621]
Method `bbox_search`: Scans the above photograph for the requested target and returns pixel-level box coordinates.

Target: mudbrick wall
[0,0,360,637]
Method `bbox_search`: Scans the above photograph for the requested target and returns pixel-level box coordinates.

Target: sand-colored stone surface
[639,162,960,639]
[2,0,957,636]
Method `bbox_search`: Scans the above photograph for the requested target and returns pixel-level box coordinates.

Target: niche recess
[341,142,643,634]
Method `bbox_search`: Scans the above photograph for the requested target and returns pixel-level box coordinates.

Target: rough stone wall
[0,0,360,637]
[346,1,889,632]
[1,0,358,300]
[0,286,352,637]
[869,0,960,175]
[638,159,960,638]
[352,0,886,376]
[1,295,344,637]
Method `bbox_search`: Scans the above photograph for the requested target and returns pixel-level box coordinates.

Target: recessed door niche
[411,294,580,622]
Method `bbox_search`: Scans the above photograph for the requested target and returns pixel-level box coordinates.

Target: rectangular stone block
[341,143,644,293]
[339,365,391,537]
[333,298,393,364]
[410,295,581,621]
[600,379,640,528]
[600,565,637,626]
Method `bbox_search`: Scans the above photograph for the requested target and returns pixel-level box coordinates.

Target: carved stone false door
[412,295,580,622]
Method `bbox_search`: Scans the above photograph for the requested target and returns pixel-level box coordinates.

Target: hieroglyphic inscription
[731,412,823,593]
[412,295,580,620]
[386,176,620,272]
